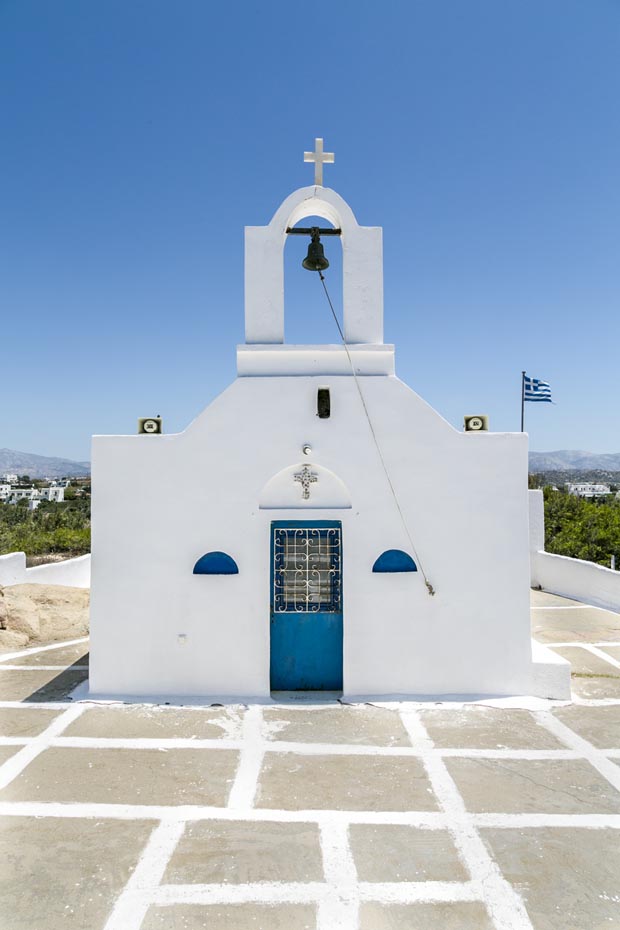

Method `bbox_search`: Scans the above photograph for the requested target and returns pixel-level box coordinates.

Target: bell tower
[239,140,394,377]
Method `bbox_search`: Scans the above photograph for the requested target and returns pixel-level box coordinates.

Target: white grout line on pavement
[0,701,87,709]
[357,880,483,903]
[572,697,620,706]
[147,878,484,907]
[475,812,620,828]
[580,645,620,672]
[0,734,592,761]
[152,881,326,906]
[534,711,620,794]
[0,801,449,825]
[103,819,186,930]
[0,703,86,791]
[227,704,264,810]
[0,638,89,663]
[1,801,620,830]
[400,709,536,930]
[318,821,359,929]
[0,736,582,756]
[0,665,89,671]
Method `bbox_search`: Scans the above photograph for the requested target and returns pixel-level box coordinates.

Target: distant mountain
[529,450,620,472]
[0,449,90,479]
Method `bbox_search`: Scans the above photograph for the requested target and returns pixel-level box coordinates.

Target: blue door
[270,521,343,690]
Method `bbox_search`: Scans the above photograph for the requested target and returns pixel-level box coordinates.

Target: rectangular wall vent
[317,388,331,419]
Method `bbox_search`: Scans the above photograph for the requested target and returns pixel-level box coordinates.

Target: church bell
[302,229,329,272]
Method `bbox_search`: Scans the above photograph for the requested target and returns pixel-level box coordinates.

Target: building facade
[90,183,569,700]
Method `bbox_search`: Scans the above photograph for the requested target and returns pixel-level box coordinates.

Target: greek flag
[524,375,552,403]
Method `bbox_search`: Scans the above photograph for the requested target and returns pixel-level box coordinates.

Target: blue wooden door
[270,521,343,690]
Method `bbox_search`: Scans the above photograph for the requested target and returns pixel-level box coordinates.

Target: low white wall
[532,549,620,612]
[0,552,27,586]
[528,489,620,612]
[0,552,90,588]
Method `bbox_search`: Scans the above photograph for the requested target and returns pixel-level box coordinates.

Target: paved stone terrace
[0,591,619,929]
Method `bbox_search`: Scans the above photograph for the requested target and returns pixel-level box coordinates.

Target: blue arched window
[193,552,239,575]
[372,549,417,573]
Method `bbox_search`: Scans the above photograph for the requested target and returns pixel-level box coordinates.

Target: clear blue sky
[1,0,618,462]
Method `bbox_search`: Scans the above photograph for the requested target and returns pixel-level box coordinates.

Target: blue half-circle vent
[193,552,239,575]
[372,549,418,573]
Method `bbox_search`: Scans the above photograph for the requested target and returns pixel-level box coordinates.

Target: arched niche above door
[259,462,352,510]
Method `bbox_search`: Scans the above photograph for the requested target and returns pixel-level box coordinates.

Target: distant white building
[9,487,37,502]
[38,486,65,502]
[5,485,64,505]
[1,474,18,485]
[567,483,611,498]
[0,485,11,501]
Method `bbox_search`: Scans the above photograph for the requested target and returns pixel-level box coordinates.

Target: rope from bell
[317,270,435,596]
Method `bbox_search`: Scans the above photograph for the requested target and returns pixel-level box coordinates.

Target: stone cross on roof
[304,138,334,186]
[294,465,318,500]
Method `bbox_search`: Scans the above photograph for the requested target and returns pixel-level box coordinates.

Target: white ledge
[236,343,395,376]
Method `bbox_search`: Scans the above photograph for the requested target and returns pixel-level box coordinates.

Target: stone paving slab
[64,704,244,739]
[163,820,324,884]
[569,674,620,699]
[0,706,62,737]
[445,757,620,814]
[532,607,620,643]
[256,753,438,811]
[0,745,20,765]
[599,644,620,662]
[6,644,89,666]
[0,815,154,930]
[0,668,88,701]
[551,645,620,676]
[141,904,317,929]
[359,902,495,929]
[553,704,620,748]
[349,824,467,882]
[0,746,239,805]
[481,827,620,930]
[263,705,411,746]
[419,707,564,749]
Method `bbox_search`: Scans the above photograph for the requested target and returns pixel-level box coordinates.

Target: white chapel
[89,140,570,701]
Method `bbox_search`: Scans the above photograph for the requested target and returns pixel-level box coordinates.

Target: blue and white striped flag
[524,375,552,403]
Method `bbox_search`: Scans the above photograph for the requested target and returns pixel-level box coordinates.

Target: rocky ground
[0,584,89,652]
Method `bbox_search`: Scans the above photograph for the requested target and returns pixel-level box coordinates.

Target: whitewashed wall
[90,373,542,698]
[26,554,91,588]
[0,552,27,586]
[0,552,90,588]
[529,489,620,612]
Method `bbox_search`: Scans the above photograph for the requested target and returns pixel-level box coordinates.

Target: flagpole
[521,371,526,432]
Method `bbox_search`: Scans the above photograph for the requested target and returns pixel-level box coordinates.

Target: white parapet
[0,552,27,586]
[528,489,620,612]
[532,550,620,613]
[0,552,90,588]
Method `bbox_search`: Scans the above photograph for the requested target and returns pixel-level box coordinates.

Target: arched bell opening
[244,185,384,346]
[284,215,344,345]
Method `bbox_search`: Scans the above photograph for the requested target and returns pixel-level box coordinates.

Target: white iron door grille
[273,525,342,613]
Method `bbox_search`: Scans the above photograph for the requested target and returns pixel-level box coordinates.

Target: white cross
[304,138,335,186]
[294,465,318,500]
